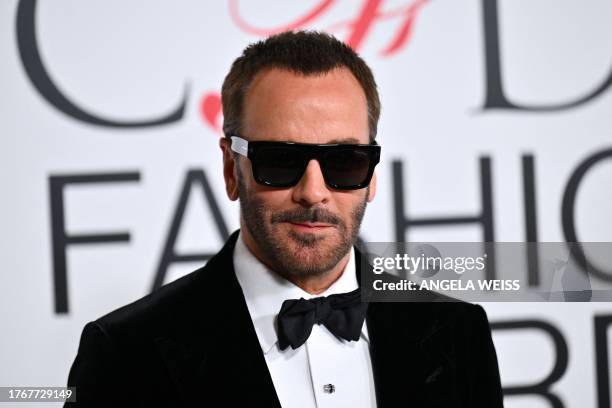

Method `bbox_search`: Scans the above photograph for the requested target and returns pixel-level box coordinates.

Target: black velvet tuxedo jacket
[65,231,504,407]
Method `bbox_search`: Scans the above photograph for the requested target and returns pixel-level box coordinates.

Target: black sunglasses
[230,136,381,190]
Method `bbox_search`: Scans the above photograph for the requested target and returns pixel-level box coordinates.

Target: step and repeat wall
[1,0,612,406]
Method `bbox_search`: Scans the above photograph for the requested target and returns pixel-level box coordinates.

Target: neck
[240,228,351,295]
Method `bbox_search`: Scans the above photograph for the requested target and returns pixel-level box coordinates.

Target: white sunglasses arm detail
[230,136,249,157]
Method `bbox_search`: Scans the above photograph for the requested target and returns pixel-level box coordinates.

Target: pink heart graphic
[200,92,223,132]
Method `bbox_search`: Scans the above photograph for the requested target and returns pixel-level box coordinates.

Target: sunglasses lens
[254,146,304,186]
[323,148,373,188]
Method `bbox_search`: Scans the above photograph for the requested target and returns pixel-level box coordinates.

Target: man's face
[221,67,376,281]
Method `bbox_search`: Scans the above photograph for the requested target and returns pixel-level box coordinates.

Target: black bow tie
[276,288,368,350]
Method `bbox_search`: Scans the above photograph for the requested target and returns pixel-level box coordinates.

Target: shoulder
[94,267,202,337]
[379,273,489,321]
[89,232,240,342]
[91,258,234,349]
[367,275,491,337]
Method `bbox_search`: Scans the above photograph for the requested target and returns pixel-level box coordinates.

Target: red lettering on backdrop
[229,0,428,55]
[228,0,335,36]
[201,0,429,131]
[379,0,428,56]
[345,0,383,52]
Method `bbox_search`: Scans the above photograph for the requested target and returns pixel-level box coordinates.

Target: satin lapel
[357,247,454,408]
[155,231,281,407]
[366,302,455,407]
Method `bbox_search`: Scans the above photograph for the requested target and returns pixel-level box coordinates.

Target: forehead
[241,67,369,145]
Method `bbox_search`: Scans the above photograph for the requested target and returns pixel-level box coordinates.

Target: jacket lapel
[155,231,281,407]
[357,247,454,408]
[366,302,454,407]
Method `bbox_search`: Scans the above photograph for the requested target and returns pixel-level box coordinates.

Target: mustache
[271,208,343,226]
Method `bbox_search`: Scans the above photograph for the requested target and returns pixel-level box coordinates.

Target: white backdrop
[1,1,612,407]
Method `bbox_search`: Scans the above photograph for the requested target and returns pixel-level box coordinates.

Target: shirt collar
[233,232,369,354]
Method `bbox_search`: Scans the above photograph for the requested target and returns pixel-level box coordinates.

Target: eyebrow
[326,137,362,144]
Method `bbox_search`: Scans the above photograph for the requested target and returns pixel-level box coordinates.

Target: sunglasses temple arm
[230,136,249,157]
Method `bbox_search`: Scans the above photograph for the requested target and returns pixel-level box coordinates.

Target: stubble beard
[237,172,368,280]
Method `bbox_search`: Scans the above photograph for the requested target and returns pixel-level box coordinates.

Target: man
[66,31,503,407]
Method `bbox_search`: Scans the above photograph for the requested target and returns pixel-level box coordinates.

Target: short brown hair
[221,31,381,142]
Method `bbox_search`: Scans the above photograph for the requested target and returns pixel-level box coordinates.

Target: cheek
[249,188,293,212]
[334,192,368,218]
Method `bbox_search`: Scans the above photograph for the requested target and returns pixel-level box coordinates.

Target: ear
[219,138,239,201]
[367,171,377,202]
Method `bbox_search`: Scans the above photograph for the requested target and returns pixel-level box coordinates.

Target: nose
[291,159,330,206]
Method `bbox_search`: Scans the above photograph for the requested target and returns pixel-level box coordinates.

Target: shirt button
[323,384,335,394]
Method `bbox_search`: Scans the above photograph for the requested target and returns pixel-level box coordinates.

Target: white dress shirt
[233,233,377,408]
